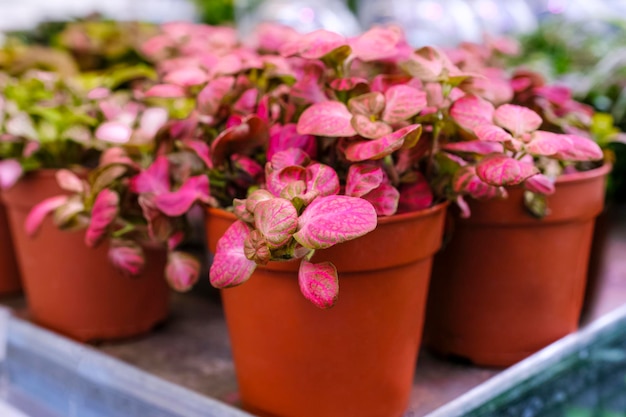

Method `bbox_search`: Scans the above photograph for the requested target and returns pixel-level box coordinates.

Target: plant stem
[426,114,443,180]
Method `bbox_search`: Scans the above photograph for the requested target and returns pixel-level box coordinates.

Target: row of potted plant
[0,20,618,417]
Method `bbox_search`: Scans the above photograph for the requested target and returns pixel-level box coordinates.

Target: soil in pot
[424,164,610,367]
[2,170,170,342]
[206,204,447,417]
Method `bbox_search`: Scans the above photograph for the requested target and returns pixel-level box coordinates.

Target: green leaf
[524,190,549,218]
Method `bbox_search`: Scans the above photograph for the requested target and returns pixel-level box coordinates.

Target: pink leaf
[556,135,604,161]
[154,175,210,217]
[524,174,555,195]
[443,141,503,155]
[297,101,356,137]
[450,94,495,131]
[85,189,119,248]
[108,240,145,277]
[402,46,445,82]
[382,85,427,124]
[453,166,506,199]
[243,230,271,264]
[144,84,187,98]
[266,165,307,197]
[139,108,169,139]
[494,104,542,137]
[473,124,514,143]
[330,77,368,91]
[210,220,257,288]
[351,26,402,62]
[346,163,384,197]
[181,139,213,168]
[267,124,317,161]
[245,189,274,214]
[298,259,338,309]
[130,156,170,194]
[163,67,207,87]
[306,163,340,196]
[234,88,259,113]
[398,173,434,212]
[363,183,400,216]
[282,30,347,59]
[269,148,311,170]
[25,195,69,236]
[476,154,538,186]
[526,131,570,157]
[344,125,422,161]
[99,147,138,168]
[294,195,377,249]
[348,92,386,117]
[351,115,392,139]
[254,198,298,248]
[166,251,200,291]
[95,121,132,144]
[0,159,23,189]
[197,76,235,116]
[291,62,326,104]
[55,169,84,193]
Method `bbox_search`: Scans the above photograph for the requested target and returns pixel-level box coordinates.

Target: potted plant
[424,40,610,367]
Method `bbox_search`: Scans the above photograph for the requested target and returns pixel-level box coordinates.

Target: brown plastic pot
[424,164,610,367]
[206,204,447,417]
[0,196,21,295]
[2,170,170,342]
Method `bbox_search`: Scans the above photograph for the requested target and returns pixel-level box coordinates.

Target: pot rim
[556,162,611,184]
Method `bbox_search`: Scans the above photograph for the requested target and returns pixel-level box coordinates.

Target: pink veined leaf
[345,163,384,197]
[253,22,300,52]
[267,124,317,161]
[210,220,257,288]
[254,198,298,248]
[165,251,200,292]
[163,67,208,87]
[298,259,339,309]
[210,54,243,76]
[382,85,427,124]
[197,76,235,116]
[348,92,386,117]
[294,195,377,250]
[297,101,357,137]
[351,114,393,139]
[266,165,307,197]
[55,169,84,193]
[476,153,539,186]
[243,230,271,264]
[53,195,85,229]
[99,147,138,169]
[524,174,555,195]
[95,121,133,144]
[344,125,422,161]
[534,85,572,106]
[139,195,174,241]
[556,135,604,161]
[108,239,145,277]
[306,163,340,196]
[144,84,187,98]
[442,141,503,155]
[351,26,402,62]
[397,173,434,213]
[449,94,495,131]
[362,183,400,216]
[211,115,269,167]
[129,156,170,194]
[232,154,263,180]
[234,88,259,114]
[0,159,23,189]
[85,189,120,248]
[330,77,368,91]
[245,189,274,214]
[452,166,506,199]
[181,139,213,168]
[291,62,326,104]
[280,180,307,200]
[154,175,210,217]
[493,104,542,137]
[402,46,445,82]
[25,195,69,236]
[371,74,415,93]
[139,108,169,140]
[525,131,571,157]
[269,148,311,170]
[284,30,347,59]
[473,124,514,143]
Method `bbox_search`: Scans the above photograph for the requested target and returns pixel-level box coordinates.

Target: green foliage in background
[194,0,235,25]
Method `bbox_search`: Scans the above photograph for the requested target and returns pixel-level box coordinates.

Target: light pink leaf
[476,154,539,186]
[298,259,338,309]
[473,124,514,143]
[154,175,210,217]
[139,108,169,139]
[382,85,427,124]
[163,67,207,87]
[99,147,138,168]
[297,101,356,137]
[345,163,384,197]
[197,76,235,116]
[269,148,311,170]
[166,251,200,291]
[329,77,368,91]
[211,115,269,167]
[283,30,347,59]
[443,141,503,155]
[526,131,570,157]
[398,174,434,212]
[279,181,307,201]
[306,163,340,196]
[210,220,257,288]
[494,104,542,137]
[25,195,69,236]
[524,174,555,195]
[344,125,422,161]
[108,240,145,277]
[266,165,307,197]
[245,189,274,214]
[294,195,377,249]
[452,166,506,199]
[351,26,402,62]
[234,88,259,113]
[450,94,495,131]
[291,62,326,104]
[181,139,213,168]
[556,135,604,161]
[55,169,84,193]
[254,198,298,248]
[95,121,132,144]
[130,156,170,194]
[0,159,23,189]
[402,46,445,82]
[243,230,271,264]
[144,84,187,98]
[267,124,317,161]
[363,183,400,216]
[351,115,392,139]
[348,92,386,117]
[85,189,119,248]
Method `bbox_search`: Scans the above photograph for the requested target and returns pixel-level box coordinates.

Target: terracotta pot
[0,195,21,295]
[3,170,170,342]
[206,204,447,417]
[424,164,610,367]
